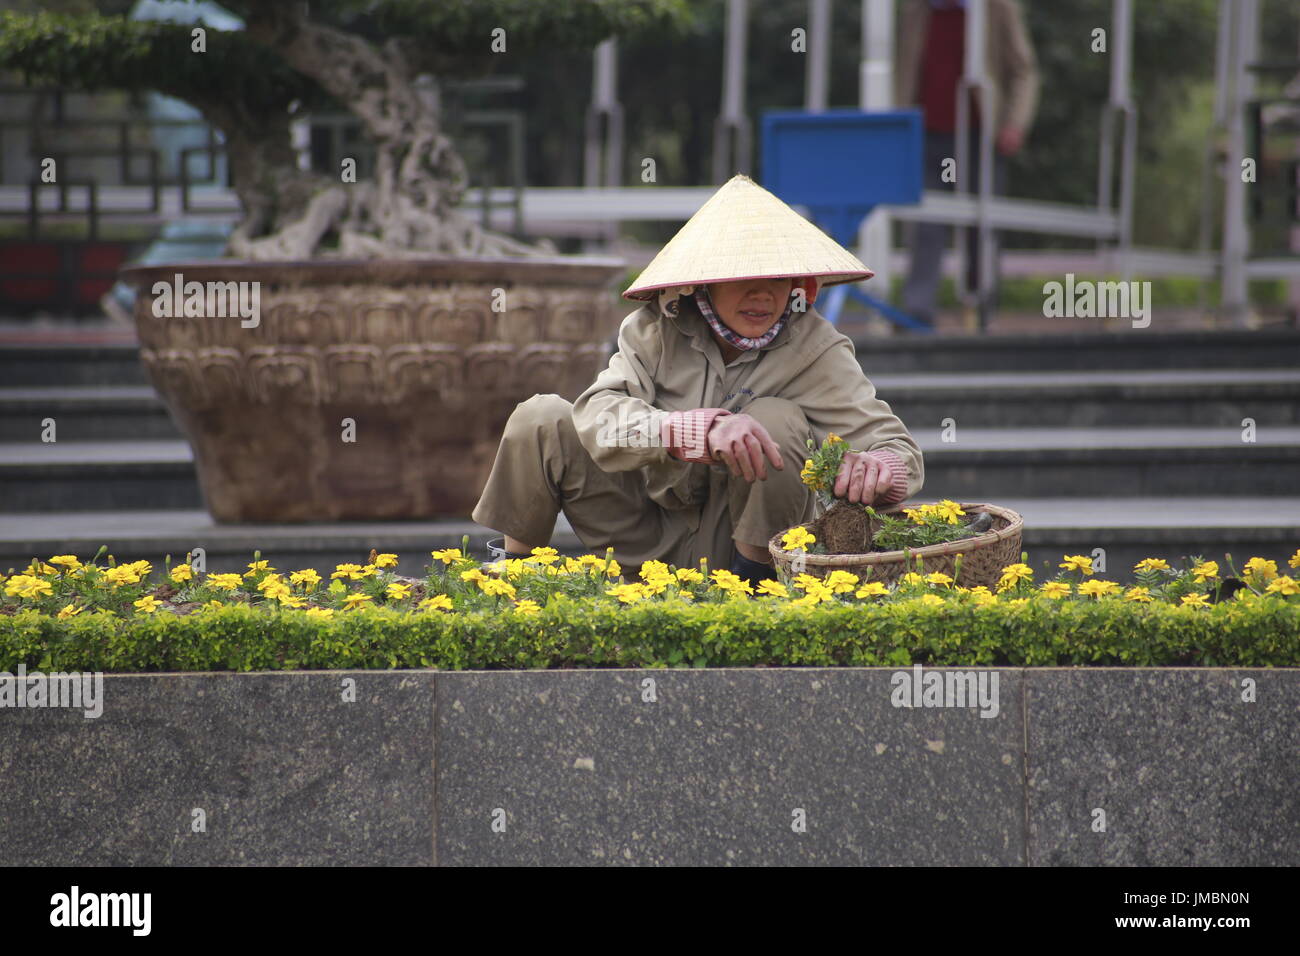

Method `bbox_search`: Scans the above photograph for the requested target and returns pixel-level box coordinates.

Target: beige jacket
[894,0,1040,137]
[571,296,924,514]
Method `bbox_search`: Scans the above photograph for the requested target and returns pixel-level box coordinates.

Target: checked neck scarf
[693,286,792,352]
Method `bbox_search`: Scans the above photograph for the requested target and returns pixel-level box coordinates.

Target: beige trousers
[471,393,818,571]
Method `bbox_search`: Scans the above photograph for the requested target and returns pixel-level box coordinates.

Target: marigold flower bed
[1,544,1298,671]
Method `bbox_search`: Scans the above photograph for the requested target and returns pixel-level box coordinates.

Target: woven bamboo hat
[622,174,874,302]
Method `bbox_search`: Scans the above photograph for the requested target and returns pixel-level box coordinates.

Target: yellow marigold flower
[331,563,363,580]
[641,576,671,596]
[900,572,926,587]
[792,583,833,606]
[208,573,242,591]
[675,567,703,585]
[261,580,292,601]
[430,548,463,565]
[56,603,82,619]
[781,527,816,551]
[387,582,412,600]
[1180,593,1211,608]
[25,560,58,577]
[1006,597,1029,605]
[103,565,141,587]
[996,563,1033,592]
[1243,557,1278,581]
[1134,557,1170,573]
[924,572,954,588]
[48,555,82,570]
[1192,560,1219,582]
[305,607,335,619]
[1289,549,1300,569]
[460,568,488,585]
[290,569,321,590]
[604,559,622,577]
[1059,555,1094,575]
[933,500,966,525]
[970,587,997,606]
[480,578,516,599]
[1123,586,1153,603]
[1265,576,1299,596]
[279,594,306,608]
[133,595,161,613]
[916,594,945,607]
[640,560,671,581]
[170,563,193,583]
[5,575,50,599]
[343,593,373,610]
[205,599,223,609]
[824,569,860,593]
[374,553,399,568]
[576,554,606,567]
[503,558,531,578]
[757,579,789,598]
[513,599,541,615]
[419,594,454,612]
[244,559,273,577]
[527,546,560,565]
[606,582,648,604]
[358,564,378,577]
[856,581,889,598]
[255,572,284,590]
[1078,579,1120,598]
[710,569,745,590]
[1040,581,1072,599]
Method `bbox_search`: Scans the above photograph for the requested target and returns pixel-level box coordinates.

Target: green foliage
[1,594,1296,673]
[864,501,980,552]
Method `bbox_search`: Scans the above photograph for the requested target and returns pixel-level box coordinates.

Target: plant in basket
[795,435,995,555]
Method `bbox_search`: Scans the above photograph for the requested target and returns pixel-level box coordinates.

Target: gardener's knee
[743,397,812,467]
[504,393,575,441]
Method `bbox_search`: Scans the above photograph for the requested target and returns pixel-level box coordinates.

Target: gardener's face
[708,278,794,339]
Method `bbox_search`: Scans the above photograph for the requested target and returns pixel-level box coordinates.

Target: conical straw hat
[623,173,874,301]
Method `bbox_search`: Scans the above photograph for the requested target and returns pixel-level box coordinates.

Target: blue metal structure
[760,108,927,330]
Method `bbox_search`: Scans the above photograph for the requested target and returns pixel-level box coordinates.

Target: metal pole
[960,0,992,329]
[1113,0,1136,280]
[713,0,751,181]
[806,0,832,113]
[1222,0,1259,327]
[859,0,895,305]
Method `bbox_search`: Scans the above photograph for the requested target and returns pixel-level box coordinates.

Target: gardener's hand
[835,450,893,504]
[706,414,784,482]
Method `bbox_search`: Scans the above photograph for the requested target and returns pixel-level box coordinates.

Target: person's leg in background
[471,393,691,570]
[902,130,957,326]
[962,122,1009,327]
[698,396,817,585]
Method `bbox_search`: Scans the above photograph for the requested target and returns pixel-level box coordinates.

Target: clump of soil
[817,502,873,554]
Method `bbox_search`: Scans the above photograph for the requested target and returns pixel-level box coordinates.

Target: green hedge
[2,596,1297,673]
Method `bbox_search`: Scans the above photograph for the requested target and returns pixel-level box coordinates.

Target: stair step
[0,386,177,441]
[872,368,1300,427]
[3,367,1297,439]
[854,328,1300,372]
[0,344,147,386]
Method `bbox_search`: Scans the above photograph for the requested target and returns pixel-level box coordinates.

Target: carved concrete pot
[120,256,625,522]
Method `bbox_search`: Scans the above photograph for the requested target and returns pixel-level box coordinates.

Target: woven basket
[767,502,1024,590]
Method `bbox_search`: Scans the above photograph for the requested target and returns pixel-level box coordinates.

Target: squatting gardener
[472,174,924,584]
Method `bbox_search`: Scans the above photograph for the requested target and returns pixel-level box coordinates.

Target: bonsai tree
[0,0,686,259]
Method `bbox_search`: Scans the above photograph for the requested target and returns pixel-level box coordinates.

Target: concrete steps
[1,330,1298,581]
[4,428,1297,512]
[4,367,1299,440]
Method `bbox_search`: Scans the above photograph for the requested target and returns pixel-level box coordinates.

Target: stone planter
[1,668,1294,866]
[120,256,625,521]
